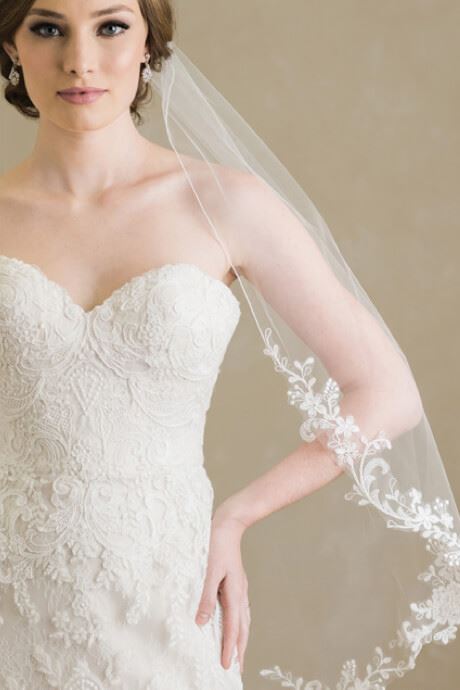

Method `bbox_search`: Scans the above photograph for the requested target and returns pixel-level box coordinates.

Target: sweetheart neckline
[0,254,241,317]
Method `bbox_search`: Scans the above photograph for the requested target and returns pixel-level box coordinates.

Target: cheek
[103,49,143,103]
[108,47,142,76]
[22,50,50,78]
[22,61,57,101]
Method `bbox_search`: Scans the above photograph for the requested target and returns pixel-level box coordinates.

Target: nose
[62,37,96,77]
[66,65,93,77]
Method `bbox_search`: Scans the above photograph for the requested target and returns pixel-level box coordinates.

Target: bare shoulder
[218,166,290,229]
[185,161,271,275]
[202,164,282,232]
[200,163,317,288]
[197,164,293,280]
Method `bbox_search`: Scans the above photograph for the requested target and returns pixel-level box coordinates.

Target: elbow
[393,374,425,436]
[403,393,424,432]
[346,373,425,440]
[377,388,424,444]
[380,354,425,435]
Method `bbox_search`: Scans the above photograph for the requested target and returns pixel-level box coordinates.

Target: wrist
[212,501,251,536]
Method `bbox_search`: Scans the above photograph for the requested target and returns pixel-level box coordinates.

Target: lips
[58,88,106,95]
[57,89,107,105]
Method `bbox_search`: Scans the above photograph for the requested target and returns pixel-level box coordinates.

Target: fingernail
[196,612,210,624]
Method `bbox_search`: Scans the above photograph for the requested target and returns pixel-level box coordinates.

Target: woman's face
[3,1,149,130]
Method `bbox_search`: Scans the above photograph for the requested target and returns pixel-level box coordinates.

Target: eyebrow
[27,4,135,19]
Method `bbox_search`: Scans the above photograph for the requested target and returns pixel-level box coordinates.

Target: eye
[99,21,130,37]
[29,22,61,38]
[29,20,130,39]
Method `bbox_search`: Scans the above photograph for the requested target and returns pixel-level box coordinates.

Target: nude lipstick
[57,87,107,105]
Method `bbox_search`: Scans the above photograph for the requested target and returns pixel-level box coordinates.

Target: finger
[195,574,220,625]
[220,590,241,669]
[195,597,216,625]
[237,603,250,673]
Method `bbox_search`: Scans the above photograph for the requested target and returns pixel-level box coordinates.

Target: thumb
[195,577,219,625]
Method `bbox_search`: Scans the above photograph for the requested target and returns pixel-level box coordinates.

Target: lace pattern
[0,258,242,690]
[260,327,460,689]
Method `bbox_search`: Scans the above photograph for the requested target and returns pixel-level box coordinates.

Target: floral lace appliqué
[0,259,242,690]
[260,327,460,690]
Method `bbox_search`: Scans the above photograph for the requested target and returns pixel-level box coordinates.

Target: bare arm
[195,171,424,672]
[213,171,423,531]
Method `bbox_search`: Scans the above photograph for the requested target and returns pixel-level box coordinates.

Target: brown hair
[0,0,176,126]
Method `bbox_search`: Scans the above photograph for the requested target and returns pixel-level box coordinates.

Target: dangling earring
[8,56,20,86]
[141,52,153,83]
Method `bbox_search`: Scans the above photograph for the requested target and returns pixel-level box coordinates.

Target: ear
[2,41,18,63]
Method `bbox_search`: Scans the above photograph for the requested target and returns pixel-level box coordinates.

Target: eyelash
[29,20,130,39]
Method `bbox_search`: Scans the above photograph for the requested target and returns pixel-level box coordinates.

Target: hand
[195,514,250,673]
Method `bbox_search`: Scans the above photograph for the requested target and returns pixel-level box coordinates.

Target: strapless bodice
[0,256,243,690]
[0,256,241,472]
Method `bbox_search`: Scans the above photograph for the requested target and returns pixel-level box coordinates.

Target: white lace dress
[0,256,243,690]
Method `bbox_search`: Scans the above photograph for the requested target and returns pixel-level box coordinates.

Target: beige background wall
[173,1,459,688]
[1,1,458,688]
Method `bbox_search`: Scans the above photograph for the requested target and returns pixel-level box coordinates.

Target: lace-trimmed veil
[139,39,460,689]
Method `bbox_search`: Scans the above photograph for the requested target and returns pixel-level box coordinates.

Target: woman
[0,1,247,687]
[0,1,458,689]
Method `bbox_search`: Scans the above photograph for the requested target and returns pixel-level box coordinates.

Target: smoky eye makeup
[27,19,131,38]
